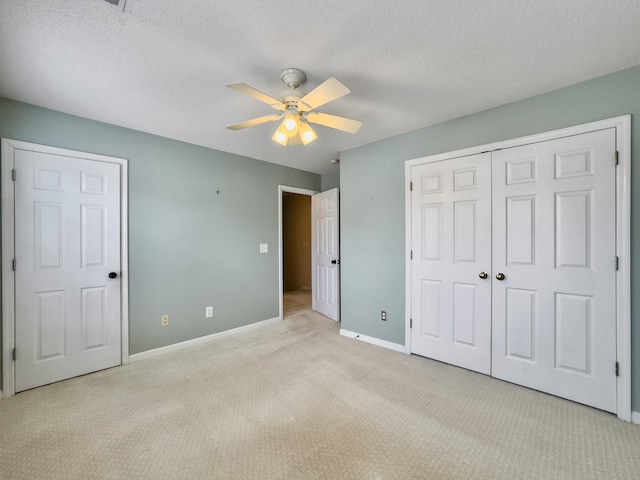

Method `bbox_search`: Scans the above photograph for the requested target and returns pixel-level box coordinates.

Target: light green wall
[340,66,640,411]
[321,170,340,191]
[0,98,320,385]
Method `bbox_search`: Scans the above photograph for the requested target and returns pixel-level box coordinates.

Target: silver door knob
[496,273,505,281]
[479,272,488,279]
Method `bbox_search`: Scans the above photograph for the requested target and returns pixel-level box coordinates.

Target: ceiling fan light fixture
[283,111,299,135]
[272,123,289,146]
[298,121,317,145]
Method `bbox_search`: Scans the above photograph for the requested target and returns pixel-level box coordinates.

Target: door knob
[108,272,118,279]
[479,272,488,280]
[331,259,340,265]
[496,273,505,281]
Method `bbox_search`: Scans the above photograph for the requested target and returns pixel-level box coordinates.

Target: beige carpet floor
[1,312,639,479]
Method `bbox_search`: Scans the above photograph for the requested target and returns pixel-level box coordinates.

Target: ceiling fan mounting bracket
[280,68,306,89]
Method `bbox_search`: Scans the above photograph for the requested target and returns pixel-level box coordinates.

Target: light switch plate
[259,243,268,253]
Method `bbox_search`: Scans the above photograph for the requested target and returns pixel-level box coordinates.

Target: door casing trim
[2,139,129,398]
[404,115,631,421]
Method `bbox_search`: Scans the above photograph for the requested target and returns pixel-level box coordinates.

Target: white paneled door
[410,153,493,374]
[410,128,618,413]
[14,148,122,392]
[312,188,340,321]
[491,129,617,413]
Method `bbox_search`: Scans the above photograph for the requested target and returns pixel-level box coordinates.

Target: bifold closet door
[491,129,617,413]
[410,153,492,374]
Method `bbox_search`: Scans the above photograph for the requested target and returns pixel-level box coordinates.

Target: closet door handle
[479,272,488,280]
[496,273,505,281]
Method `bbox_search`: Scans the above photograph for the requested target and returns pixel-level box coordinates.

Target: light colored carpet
[1,312,639,479]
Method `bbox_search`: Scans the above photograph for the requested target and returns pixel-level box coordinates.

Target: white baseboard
[129,316,281,363]
[632,411,640,425]
[339,329,407,354]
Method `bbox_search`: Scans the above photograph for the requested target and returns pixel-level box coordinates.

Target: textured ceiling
[1,1,639,174]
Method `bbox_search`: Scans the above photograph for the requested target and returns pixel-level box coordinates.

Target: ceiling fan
[226,68,362,146]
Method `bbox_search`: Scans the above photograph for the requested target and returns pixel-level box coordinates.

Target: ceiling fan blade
[298,78,350,112]
[226,83,285,111]
[305,112,363,134]
[226,114,281,131]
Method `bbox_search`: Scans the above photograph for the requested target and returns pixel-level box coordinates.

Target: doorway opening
[278,186,317,319]
[282,192,312,318]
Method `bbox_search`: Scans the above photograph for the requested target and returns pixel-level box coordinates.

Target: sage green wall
[340,66,640,411]
[321,171,340,191]
[0,98,320,385]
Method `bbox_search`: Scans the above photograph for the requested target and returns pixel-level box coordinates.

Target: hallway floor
[283,289,312,319]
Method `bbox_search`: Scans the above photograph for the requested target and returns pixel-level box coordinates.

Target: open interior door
[312,188,340,321]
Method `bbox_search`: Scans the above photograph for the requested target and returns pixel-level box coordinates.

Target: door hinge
[410,250,413,260]
[615,362,619,377]
[12,258,16,271]
[410,181,413,191]
[614,256,619,271]
[410,318,413,328]
[12,169,16,181]
[12,348,16,361]
[615,151,619,166]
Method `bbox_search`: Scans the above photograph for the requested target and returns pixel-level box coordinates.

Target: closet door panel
[410,153,492,374]
[491,129,617,413]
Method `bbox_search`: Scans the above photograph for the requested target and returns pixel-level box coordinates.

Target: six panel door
[15,149,122,392]
[410,153,492,374]
[410,128,618,412]
[491,129,617,413]
[312,187,340,321]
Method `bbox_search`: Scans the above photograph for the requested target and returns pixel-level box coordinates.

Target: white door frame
[278,185,318,320]
[2,139,130,398]
[404,115,631,421]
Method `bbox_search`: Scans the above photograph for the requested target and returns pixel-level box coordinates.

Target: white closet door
[491,129,617,412]
[15,149,122,392]
[410,153,492,374]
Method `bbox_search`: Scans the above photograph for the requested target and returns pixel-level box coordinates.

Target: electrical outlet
[161,314,169,326]
[206,306,213,318]
[381,310,387,321]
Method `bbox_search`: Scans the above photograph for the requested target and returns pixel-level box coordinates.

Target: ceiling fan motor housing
[278,89,305,107]
[280,68,306,89]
